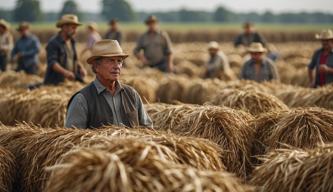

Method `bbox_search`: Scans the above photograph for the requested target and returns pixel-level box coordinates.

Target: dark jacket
[308,48,333,87]
[105,30,122,45]
[43,33,81,85]
[234,32,267,47]
[67,82,140,128]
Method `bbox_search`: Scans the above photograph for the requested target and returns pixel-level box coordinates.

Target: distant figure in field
[11,22,40,74]
[133,15,174,73]
[0,19,13,72]
[240,43,279,82]
[205,41,234,80]
[308,29,333,88]
[81,22,102,55]
[234,22,278,61]
[105,19,122,45]
[43,14,86,85]
[234,22,267,48]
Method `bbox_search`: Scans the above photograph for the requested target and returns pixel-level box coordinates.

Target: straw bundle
[252,107,333,159]
[183,80,219,104]
[121,77,158,103]
[0,71,42,88]
[46,148,253,192]
[174,60,204,77]
[251,144,333,192]
[0,146,15,192]
[156,76,189,103]
[149,104,255,178]
[206,89,289,116]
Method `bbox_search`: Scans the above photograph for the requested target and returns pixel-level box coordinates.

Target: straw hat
[87,40,129,64]
[145,15,158,24]
[0,19,10,30]
[16,22,30,31]
[56,14,82,28]
[315,29,333,40]
[87,22,98,31]
[247,43,267,53]
[208,41,220,50]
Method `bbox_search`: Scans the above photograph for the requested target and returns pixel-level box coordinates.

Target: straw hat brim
[87,53,129,65]
[315,35,333,40]
[56,21,82,28]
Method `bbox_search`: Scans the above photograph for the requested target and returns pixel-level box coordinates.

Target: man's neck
[60,31,70,42]
[97,77,117,93]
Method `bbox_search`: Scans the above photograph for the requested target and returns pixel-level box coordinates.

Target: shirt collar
[93,78,123,95]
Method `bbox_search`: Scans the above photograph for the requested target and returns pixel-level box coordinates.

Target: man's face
[19,28,29,36]
[244,25,253,34]
[209,49,218,56]
[0,26,5,34]
[110,23,118,31]
[95,57,124,82]
[63,24,78,38]
[251,52,264,61]
[147,22,158,32]
[322,39,333,50]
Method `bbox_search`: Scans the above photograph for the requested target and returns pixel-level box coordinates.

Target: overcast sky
[0,0,332,13]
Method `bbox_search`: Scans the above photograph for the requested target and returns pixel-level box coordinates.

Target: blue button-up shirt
[308,48,333,87]
[11,34,40,69]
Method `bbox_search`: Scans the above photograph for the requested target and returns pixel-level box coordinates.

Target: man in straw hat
[0,19,13,72]
[205,41,235,80]
[11,22,40,74]
[105,19,123,45]
[133,15,174,72]
[43,14,86,85]
[65,40,153,129]
[80,22,101,56]
[308,29,333,88]
[240,42,279,82]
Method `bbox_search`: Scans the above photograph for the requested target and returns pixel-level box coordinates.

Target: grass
[18,22,333,32]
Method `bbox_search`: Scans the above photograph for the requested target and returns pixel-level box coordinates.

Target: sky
[0,0,332,13]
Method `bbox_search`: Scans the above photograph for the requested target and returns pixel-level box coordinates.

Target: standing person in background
[105,19,122,44]
[205,41,235,80]
[240,43,279,82]
[11,22,40,75]
[133,15,174,73]
[234,22,278,61]
[308,29,333,88]
[81,22,102,56]
[0,19,13,72]
[44,14,86,85]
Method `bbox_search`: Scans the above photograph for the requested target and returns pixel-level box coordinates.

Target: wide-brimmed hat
[87,40,129,64]
[16,22,30,31]
[247,43,267,53]
[145,15,158,24]
[87,22,98,31]
[56,14,82,28]
[0,19,10,30]
[208,41,220,50]
[315,29,333,40]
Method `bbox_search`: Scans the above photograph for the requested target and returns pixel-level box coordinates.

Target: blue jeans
[150,60,168,72]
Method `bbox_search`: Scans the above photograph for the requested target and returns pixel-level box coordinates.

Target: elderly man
[205,41,234,80]
[308,29,333,88]
[0,19,13,72]
[105,19,123,45]
[43,14,86,85]
[11,22,40,74]
[133,15,173,72]
[66,40,152,129]
[240,43,279,82]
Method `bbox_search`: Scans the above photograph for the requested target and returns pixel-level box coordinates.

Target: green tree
[213,6,234,22]
[59,0,81,19]
[13,0,42,22]
[101,0,136,22]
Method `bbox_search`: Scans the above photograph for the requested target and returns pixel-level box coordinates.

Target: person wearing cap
[133,15,173,72]
[80,22,101,56]
[105,19,123,45]
[0,19,13,72]
[308,29,333,88]
[11,22,40,74]
[205,41,234,79]
[43,14,86,85]
[240,43,279,82]
[65,40,153,129]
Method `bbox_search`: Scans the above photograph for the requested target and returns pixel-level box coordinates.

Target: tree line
[0,0,332,23]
